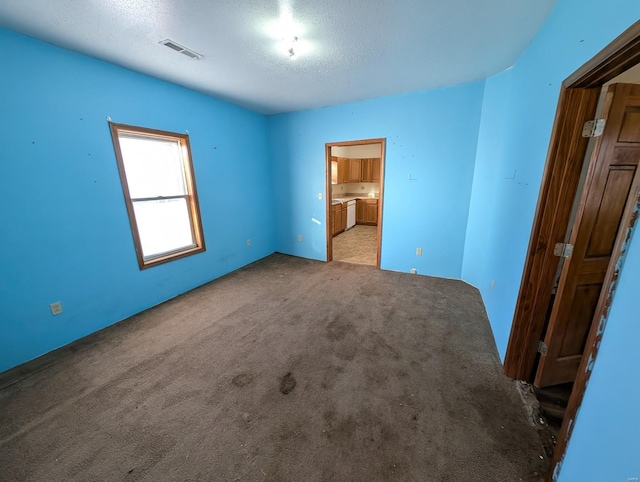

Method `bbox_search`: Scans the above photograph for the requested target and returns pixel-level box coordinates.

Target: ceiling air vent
[159,39,203,60]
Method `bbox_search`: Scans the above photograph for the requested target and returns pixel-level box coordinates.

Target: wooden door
[349,159,362,182]
[535,83,640,388]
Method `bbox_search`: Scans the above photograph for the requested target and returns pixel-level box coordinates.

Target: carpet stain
[326,317,356,341]
[323,410,358,442]
[321,365,345,390]
[279,372,296,395]
[366,332,401,360]
[232,373,254,387]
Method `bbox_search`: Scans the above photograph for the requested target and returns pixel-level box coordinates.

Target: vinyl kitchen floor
[332,225,377,266]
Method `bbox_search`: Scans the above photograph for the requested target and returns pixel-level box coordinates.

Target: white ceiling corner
[0,0,557,114]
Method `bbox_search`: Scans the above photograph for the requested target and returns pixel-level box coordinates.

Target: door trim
[325,138,386,268]
[502,20,640,480]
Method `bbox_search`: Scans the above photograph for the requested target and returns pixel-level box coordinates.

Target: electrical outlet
[318,193,323,200]
[247,239,251,247]
[491,280,496,290]
[50,301,62,316]
[416,248,422,256]
[298,235,303,242]
[410,268,417,274]
[361,186,365,190]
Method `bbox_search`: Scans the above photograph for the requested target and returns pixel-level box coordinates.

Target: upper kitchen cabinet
[332,156,381,184]
[338,158,350,184]
[361,158,381,182]
[348,158,362,183]
[331,157,349,184]
[331,157,338,184]
[331,157,350,184]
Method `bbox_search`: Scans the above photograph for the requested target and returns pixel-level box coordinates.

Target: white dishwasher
[346,200,356,229]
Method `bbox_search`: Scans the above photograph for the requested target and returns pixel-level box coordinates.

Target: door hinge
[554,242,574,258]
[582,119,606,138]
[537,341,548,355]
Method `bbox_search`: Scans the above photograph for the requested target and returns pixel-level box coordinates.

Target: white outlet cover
[298,235,303,242]
[50,301,62,315]
[246,239,251,246]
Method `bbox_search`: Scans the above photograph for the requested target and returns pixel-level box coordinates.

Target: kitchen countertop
[331,194,379,205]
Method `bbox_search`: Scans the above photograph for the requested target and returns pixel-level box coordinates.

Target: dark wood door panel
[576,257,608,285]
[586,166,636,257]
[611,146,640,165]
[535,83,640,388]
[558,283,601,358]
[618,106,640,142]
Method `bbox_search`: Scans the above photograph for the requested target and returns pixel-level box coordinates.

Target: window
[109,123,205,269]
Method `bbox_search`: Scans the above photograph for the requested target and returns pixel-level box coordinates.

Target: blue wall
[463,0,640,358]
[3,4,640,478]
[0,29,276,372]
[269,83,484,279]
[557,226,640,480]
[460,0,640,479]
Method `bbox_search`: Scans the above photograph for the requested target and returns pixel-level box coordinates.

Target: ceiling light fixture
[286,36,298,59]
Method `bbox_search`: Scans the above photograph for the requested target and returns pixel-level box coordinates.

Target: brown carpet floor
[0,254,547,481]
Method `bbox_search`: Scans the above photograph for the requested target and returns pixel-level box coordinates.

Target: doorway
[534,80,640,449]
[325,138,386,268]
[503,21,640,480]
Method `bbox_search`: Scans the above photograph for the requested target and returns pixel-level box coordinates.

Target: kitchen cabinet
[335,157,380,184]
[337,157,350,184]
[348,158,362,183]
[332,203,341,237]
[365,199,378,225]
[356,198,378,226]
[332,202,347,237]
[356,199,366,224]
[330,156,338,184]
[361,158,381,182]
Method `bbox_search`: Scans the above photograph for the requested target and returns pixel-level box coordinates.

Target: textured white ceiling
[0,0,556,114]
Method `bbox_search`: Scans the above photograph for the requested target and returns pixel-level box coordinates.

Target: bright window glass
[110,124,205,268]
